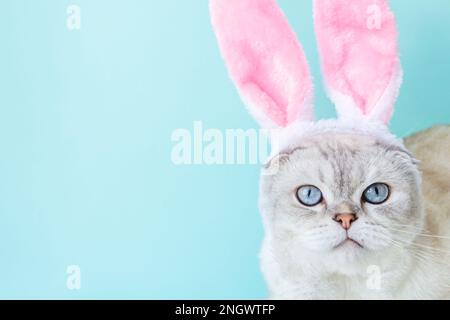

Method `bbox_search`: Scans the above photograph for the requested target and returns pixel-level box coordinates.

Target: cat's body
[260,125,450,300]
[405,126,450,244]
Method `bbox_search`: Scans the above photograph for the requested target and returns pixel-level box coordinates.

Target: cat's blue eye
[363,183,390,205]
[296,185,323,207]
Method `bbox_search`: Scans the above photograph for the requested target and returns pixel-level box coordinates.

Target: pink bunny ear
[314,0,402,124]
[210,0,314,129]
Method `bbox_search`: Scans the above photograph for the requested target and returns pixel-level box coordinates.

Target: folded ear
[210,0,314,129]
[314,0,402,124]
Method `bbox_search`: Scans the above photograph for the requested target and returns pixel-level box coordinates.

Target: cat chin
[319,242,401,273]
[291,241,374,270]
[326,244,368,266]
[309,248,379,277]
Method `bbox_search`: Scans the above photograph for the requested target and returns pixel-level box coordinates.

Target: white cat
[260,126,450,299]
[210,0,450,299]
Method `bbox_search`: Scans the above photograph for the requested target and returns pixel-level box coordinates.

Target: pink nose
[334,213,357,230]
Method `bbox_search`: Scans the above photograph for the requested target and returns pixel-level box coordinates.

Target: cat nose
[333,213,357,230]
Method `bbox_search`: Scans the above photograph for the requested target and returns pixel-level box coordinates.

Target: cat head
[260,134,422,268]
[211,0,424,264]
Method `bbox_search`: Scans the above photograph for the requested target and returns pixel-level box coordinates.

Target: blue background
[0,0,449,299]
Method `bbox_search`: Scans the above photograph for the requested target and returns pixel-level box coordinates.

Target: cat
[210,0,450,299]
[260,125,450,299]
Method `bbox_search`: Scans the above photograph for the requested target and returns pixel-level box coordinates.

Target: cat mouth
[334,238,364,249]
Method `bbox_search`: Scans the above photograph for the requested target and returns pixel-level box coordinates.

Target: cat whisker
[366,230,448,267]
[387,238,445,266]
[387,227,450,240]
[368,220,431,233]
[392,237,450,255]
[389,223,431,232]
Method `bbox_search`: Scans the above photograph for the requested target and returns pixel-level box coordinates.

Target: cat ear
[210,0,314,129]
[314,0,402,124]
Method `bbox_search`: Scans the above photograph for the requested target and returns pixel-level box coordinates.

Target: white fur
[268,118,406,159]
[368,64,404,123]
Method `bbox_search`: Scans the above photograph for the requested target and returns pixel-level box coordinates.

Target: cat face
[260,134,423,265]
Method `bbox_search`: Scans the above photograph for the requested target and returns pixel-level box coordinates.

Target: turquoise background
[0,0,449,299]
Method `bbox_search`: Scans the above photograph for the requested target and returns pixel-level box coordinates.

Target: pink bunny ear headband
[210,0,405,157]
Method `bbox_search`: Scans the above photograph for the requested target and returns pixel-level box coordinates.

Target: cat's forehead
[269,135,396,193]
[285,133,384,157]
[265,132,414,177]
